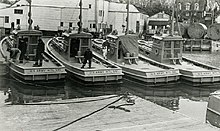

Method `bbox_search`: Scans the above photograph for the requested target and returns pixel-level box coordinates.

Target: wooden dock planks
[0,94,218,131]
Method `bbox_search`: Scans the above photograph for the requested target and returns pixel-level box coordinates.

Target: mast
[27,0,32,30]
[125,0,130,35]
[78,0,82,33]
[170,0,175,36]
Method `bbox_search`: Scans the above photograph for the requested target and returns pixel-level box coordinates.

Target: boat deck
[123,60,165,71]
[169,61,208,71]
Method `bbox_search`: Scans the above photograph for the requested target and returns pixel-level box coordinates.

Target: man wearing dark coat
[81,48,93,69]
[18,39,27,63]
[33,39,45,67]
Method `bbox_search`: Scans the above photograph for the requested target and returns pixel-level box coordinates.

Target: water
[0,74,220,128]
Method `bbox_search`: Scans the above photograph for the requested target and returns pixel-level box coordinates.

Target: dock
[0,93,217,131]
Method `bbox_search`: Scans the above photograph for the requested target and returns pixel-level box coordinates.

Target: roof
[13,0,90,8]
[0,2,9,9]
[63,32,93,38]
[109,2,139,13]
[12,30,43,36]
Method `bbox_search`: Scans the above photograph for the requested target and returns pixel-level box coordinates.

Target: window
[93,24,96,28]
[194,3,199,10]
[16,19,20,25]
[69,22,72,27]
[186,3,190,10]
[60,22,63,26]
[178,3,182,10]
[14,9,23,14]
[89,4,91,9]
[99,10,103,16]
[5,16,9,23]
[90,24,92,28]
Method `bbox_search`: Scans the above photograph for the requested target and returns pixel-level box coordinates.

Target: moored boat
[206,91,220,128]
[92,34,180,83]
[0,30,66,82]
[139,34,220,83]
[47,32,123,82]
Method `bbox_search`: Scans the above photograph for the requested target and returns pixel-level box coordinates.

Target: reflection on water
[0,76,220,128]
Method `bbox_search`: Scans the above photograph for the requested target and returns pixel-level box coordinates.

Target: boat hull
[0,36,67,82]
[206,93,220,128]
[9,63,66,82]
[47,38,123,83]
[92,42,180,84]
[139,44,220,83]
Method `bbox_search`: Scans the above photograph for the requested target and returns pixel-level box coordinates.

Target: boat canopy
[62,32,93,38]
[118,34,139,56]
[12,30,43,36]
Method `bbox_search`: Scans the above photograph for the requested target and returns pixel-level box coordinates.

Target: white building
[108,2,147,34]
[0,0,90,32]
[0,0,147,35]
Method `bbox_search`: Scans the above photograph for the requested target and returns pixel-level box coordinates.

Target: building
[0,0,147,35]
[147,12,170,34]
[107,2,147,34]
[0,0,90,34]
[176,0,206,23]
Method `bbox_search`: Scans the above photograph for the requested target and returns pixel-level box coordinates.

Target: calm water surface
[0,74,220,127]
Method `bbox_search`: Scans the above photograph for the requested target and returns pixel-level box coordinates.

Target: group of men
[6,38,45,67]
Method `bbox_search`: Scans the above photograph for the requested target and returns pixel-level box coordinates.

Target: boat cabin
[12,30,43,61]
[62,32,93,62]
[106,34,139,64]
[149,35,184,65]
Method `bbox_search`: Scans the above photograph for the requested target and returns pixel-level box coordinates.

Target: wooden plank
[0,95,217,131]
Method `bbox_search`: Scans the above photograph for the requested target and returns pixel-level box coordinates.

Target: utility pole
[125,0,129,35]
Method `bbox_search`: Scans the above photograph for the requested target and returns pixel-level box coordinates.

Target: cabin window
[81,39,89,46]
[164,50,171,58]
[5,16,9,23]
[164,41,171,48]
[174,41,180,48]
[89,4,92,9]
[14,9,23,14]
[174,49,180,58]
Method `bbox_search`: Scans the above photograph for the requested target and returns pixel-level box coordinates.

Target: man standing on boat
[33,39,45,67]
[81,48,93,69]
[18,39,27,63]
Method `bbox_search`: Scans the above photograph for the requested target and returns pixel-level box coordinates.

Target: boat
[92,34,180,83]
[46,32,123,82]
[0,30,66,82]
[206,90,220,128]
[139,34,220,83]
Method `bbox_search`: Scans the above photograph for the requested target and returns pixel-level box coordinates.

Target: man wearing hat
[33,38,45,67]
